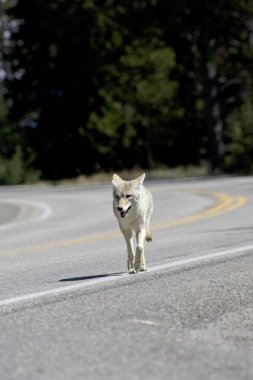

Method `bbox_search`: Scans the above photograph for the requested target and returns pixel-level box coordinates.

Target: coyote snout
[112,173,153,274]
[115,195,132,218]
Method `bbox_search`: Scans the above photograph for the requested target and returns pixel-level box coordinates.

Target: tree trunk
[205,61,225,172]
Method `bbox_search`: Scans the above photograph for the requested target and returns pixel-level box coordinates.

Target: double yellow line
[0,191,247,257]
[153,192,246,230]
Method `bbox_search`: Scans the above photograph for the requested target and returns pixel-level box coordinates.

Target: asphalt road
[0,176,253,380]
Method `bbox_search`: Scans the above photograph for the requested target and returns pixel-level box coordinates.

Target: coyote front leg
[121,228,136,274]
[135,229,147,272]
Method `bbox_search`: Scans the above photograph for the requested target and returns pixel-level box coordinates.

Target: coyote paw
[128,268,137,274]
[135,265,148,273]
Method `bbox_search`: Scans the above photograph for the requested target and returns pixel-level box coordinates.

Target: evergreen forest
[1,0,253,183]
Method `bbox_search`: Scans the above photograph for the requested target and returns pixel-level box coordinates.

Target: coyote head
[112,173,145,218]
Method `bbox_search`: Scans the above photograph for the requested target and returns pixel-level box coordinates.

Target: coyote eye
[126,194,132,199]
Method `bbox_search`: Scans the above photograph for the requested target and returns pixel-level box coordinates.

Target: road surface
[0,176,252,380]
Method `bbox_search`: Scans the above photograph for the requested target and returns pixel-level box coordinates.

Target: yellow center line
[0,192,247,257]
[152,192,246,230]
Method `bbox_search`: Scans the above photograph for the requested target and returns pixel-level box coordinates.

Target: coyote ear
[134,173,145,187]
[112,173,124,187]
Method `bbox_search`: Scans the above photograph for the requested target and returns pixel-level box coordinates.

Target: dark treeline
[1,0,253,183]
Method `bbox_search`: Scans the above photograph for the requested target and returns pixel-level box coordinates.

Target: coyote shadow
[59,272,125,283]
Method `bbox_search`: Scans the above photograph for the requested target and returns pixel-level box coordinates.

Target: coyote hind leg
[145,228,152,242]
[145,214,152,242]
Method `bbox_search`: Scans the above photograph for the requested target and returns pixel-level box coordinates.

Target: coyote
[112,173,153,274]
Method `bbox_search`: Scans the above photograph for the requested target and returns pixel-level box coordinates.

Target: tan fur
[112,173,153,274]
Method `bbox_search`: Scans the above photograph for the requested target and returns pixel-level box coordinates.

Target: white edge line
[1,243,253,308]
[0,274,128,307]
[0,199,52,231]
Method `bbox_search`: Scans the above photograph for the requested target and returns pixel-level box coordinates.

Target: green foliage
[1,0,253,179]
[225,94,253,173]
[87,37,181,169]
[0,146,41,185]
[0,97,41,184]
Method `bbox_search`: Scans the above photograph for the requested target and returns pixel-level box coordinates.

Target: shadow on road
[59,272,125,282]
